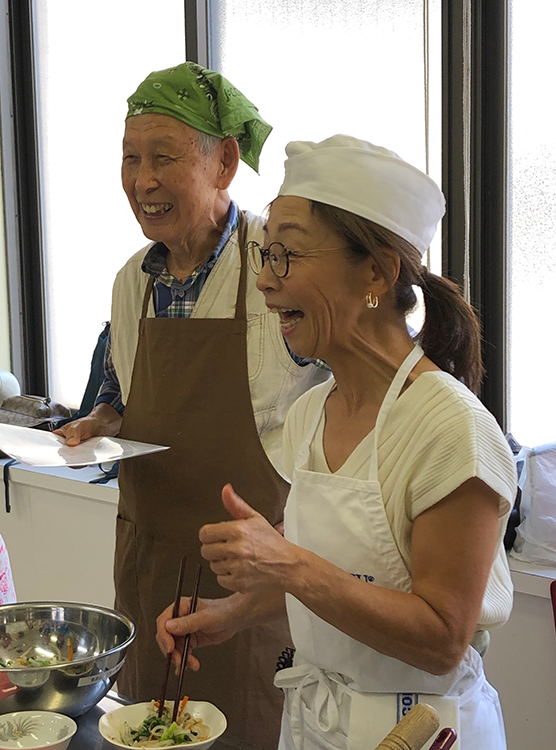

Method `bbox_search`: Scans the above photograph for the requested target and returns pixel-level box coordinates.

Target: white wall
[484,568,556,750]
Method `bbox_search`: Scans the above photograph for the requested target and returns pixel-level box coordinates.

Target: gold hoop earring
[366,291,379,309]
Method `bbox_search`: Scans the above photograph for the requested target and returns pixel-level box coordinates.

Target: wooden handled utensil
[373,703,440,750]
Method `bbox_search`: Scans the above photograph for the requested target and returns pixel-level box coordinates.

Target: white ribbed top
[282,371,517,630]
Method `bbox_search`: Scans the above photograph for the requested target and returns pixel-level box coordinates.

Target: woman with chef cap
[156,136,516,750]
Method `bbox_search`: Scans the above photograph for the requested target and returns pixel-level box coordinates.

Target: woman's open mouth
[275,307,305,332]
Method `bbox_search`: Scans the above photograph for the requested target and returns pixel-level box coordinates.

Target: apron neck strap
[234,210,249,321]
[139,212,249,321]
[370,344,425,480]
[141,274,155,319]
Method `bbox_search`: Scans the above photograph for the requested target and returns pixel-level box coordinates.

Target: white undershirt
[282,370,517,630]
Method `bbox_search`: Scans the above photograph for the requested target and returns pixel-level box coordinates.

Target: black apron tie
[3,459,17,513]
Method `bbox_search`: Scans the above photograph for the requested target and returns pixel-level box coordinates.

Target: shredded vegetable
[120,701,210,746]
[0,652,61,668]
[0,638,74,669]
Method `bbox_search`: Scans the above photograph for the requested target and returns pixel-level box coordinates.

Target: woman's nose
[255,261,281,293]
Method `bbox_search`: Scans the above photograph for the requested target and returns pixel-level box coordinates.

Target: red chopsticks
[172,564,202,723]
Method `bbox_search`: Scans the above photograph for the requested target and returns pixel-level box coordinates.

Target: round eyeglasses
[247,241,293,278]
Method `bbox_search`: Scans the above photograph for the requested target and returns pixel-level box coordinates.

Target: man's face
[122,114,222,249]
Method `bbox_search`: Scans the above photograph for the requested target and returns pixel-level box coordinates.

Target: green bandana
[126,62,272,172]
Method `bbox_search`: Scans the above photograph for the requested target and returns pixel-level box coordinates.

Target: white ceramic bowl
[99,701,227,750]
[0,711,77,750]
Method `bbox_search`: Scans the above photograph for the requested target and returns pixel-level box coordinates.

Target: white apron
[276,346,506,750]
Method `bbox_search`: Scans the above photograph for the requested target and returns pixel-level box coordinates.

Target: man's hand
[53,404,122,446]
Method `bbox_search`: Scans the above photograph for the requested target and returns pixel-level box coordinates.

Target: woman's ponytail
[309,201,484,394]
[416,268,484,394]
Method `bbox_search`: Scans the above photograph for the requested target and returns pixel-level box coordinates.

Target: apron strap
[275,664,344,750]
[370,345,424,480]
[141,275,156,319]
[234,210,249,322]
[3,459,17,513]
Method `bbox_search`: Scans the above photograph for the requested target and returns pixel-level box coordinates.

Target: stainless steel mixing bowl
[0,602,135,717]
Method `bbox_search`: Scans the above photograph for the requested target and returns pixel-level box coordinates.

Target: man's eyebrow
[123,137,181,149]
[262,222,310,235]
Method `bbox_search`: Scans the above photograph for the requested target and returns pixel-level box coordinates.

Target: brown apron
[115,214,291,749]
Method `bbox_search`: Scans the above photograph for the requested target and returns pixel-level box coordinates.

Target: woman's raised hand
[156,484,297,671]
[199,484,298,594]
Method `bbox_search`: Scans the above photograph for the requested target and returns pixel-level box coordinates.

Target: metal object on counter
[0,603,135,717]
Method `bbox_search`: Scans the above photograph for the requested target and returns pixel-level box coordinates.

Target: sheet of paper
[0,424,169,467]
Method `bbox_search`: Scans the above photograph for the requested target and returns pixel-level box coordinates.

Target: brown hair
[310,201,484,393]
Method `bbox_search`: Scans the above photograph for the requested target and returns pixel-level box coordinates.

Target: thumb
[222,483,258,521]
[167,609,208,636]
[63,425,83,446]
[167,606,224,637]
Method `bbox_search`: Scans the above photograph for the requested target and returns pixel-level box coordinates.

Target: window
[507,0,556,447]
[209,0,442,279]
[31,0,185,406]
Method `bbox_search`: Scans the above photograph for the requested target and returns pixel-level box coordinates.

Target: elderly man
[55,63,327,747]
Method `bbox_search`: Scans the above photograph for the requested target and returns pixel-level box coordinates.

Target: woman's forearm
[201,480,499,674]
[275,479,500,675]
[232,589,287,632]
[284,548,464,675]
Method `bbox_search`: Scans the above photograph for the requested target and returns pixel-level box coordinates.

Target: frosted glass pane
[508,0,556,447]
[33,0,185,407]
[209,0,442,278]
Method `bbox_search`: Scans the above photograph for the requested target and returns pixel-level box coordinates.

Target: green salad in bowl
[99,699,227,750]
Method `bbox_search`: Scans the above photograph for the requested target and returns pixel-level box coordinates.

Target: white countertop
[506,557,556,599]
[1,456,118,505]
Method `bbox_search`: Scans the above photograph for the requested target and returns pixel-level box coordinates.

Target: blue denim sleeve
[94,331,125,415]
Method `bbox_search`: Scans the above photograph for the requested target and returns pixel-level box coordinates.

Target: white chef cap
[278,135,445,256]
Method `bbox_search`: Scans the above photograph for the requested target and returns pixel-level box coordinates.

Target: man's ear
[216,137,240,190]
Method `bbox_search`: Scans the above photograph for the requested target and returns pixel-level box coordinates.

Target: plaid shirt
[95,202,327,415]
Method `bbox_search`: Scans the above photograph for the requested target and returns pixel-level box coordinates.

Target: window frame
[185,0,210,67]
[442,0,508,430]
[469,0,509,432]
[0,0,48,395]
